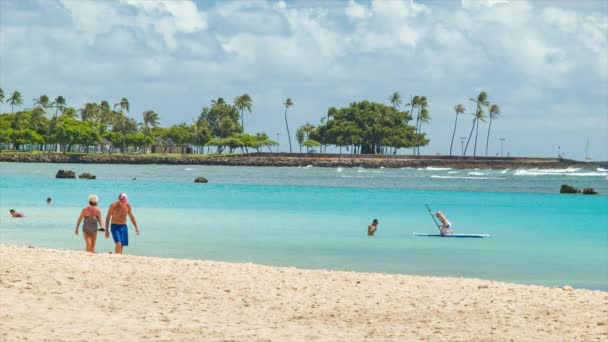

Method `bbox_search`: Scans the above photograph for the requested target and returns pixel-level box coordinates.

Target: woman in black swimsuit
[75,194,105,253]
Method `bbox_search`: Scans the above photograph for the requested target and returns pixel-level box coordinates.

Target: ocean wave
[336,167,344,173]
[514,169,607,177]
[425,167,452,171]
[468,172,488,176]
[500,169,510,174]
[184,168,194,171]
[598,168,608,172]
[448,171,460,174]
[430,175,504,180]
[341,175,374,178]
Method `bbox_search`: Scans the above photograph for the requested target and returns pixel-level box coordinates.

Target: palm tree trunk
[284,107,292,153]
[485,117,493,156]
[473,119,480,157]
[464,118,476,156]
[449,114,458,156]
[241,109,244,133]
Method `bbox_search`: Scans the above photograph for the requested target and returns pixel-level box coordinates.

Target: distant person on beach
[47,197,52,205]
[435,211,454,235]
[9,209,25,218]
[75,194,104,253]
[105,193,140,255]
[368,219,379,236]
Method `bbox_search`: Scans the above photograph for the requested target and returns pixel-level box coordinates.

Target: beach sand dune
[1,245,606,341]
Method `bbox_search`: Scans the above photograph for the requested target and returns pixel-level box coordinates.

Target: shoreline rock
[194,177,208,183]
[78,172,96,180]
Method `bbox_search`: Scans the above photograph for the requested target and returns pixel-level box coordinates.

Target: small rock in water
[194,177,208,183]
[582,188,598,195]
[559,184,579,194]
[78,172,96,180]
[56,170,76,179]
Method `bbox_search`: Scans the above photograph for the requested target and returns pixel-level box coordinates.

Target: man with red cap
[105,192,140,254]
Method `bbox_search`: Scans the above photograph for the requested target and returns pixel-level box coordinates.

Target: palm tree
[0,88,5,104]
[485,104,501,156]
[449,104,465,156]
[472,108,486,156]
[415,96,428,155]
[52,96,66,117]
[114,98,129,114]
[33,95,51,112]
[142,110,160,135]
[464,91,489,156]
[233,94,252,133]
[79,103,99,121]
[7,91,23,113]
[283,98,294,153]
[388,92,402,110]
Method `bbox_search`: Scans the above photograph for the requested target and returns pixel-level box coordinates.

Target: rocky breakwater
[2,152,607,170]
[56,170,76,179]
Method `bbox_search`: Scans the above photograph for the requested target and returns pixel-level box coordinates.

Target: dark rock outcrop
[560,184,580,194]
[56,170,76,179]
[194,177,208,183]
[582,188,598,195]
[79,172,96,180]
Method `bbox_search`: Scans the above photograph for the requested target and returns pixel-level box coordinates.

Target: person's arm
[105,204,112,232]
[75,209,84,236]
[127,204,140,235]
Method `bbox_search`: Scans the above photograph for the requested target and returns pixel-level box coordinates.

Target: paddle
[425,204,443,234]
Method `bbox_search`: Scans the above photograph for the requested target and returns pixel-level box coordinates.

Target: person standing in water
[435,211,454,235]
[368,219,379,236]
[75,194,104,253]
[105,193,140,254]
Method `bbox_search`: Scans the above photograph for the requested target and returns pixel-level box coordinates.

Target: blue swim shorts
[111,224,129,246]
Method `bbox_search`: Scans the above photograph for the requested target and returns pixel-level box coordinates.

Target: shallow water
[1,162,607,290]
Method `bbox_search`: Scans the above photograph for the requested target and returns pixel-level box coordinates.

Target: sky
[1,0,606,160]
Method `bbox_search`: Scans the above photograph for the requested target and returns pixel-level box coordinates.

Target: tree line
[0,87,502,156]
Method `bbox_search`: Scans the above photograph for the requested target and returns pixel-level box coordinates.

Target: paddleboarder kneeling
[368,219,379,236]
[435,211,454,235]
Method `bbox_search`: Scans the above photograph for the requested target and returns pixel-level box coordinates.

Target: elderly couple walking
[74,192,140,254]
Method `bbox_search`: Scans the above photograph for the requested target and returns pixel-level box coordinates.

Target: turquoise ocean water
[1,162,607,290]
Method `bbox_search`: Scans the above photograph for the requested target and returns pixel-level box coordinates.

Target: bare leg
[115,243,123,254]
[90,232,98,253]
[83,232,93,252]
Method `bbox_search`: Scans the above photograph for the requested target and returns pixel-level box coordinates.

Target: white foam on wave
[305,165,313,168]
[430,175,504,180]
[468,171,488,176]
[515,169,607,177]
[184,168,194,171]
[598,168,608,172]
[341,175,374,178]
[425,166,452,171]
[448,171,460,174]
[336,167,344,172]
[501,169,510,174]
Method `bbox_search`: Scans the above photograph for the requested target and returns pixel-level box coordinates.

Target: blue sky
[1,0,606,160]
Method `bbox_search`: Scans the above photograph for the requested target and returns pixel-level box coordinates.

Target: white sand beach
[1,245,606,341]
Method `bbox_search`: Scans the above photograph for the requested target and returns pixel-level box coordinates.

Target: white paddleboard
[413,232,491,238]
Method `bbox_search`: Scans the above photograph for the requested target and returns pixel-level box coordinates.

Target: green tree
[0,88,4,104]
[233,94,252,133]
[7,91,23,113]
[79,103,99,122]
[283,98,294,153]
[114,98,129,114]
[142,110,160,135]
[52,96,66,116]
[450,104,465,156]
[302,139,321,153]
[388,92,402,109]
[464,91,489,156]
[485,104,501,156]
[33,95,51,111]
[296,126,306,152]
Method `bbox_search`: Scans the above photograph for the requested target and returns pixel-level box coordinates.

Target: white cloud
[345,0,369,20]
[543,7,578,32]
